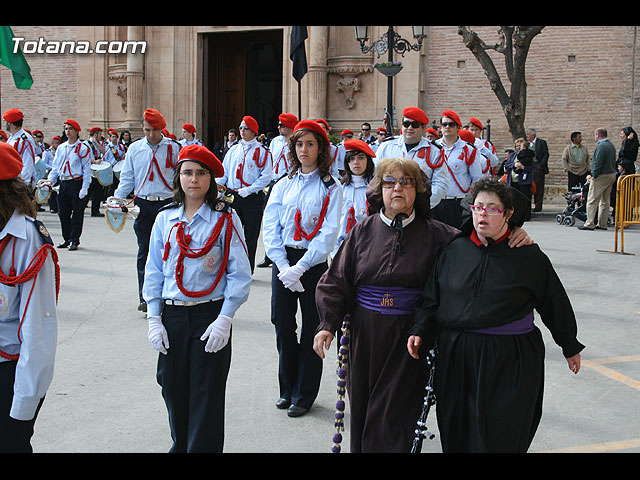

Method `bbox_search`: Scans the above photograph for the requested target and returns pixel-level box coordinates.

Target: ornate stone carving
[336,77,360,109]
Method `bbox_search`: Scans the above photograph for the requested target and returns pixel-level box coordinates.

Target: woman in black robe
[314,160,530,453]
[408,176,584,453]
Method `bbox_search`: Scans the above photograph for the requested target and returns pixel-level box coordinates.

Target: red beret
[341,129,354,137]
[442,110,462,127]
[0,142,24,180]
[2,108,24,123]
[144,108,166,130]
[182,123,196,134]
[426,128,439,137]
[469,117,483,130]
[344,138,376,158]
[52,136,62,142]
[315,118,330,130]
[178,144,224,178]
[162,129,177,140]
[402,107,428,125]
[458,129,476,144]
[294,120,330,146]
[242,115,259,135]
[377,127,387,134]
[65,119,82,132]
[89,127,102,134]
[32,130,43,136]
[107,128,118,136]
[278,113,298,129]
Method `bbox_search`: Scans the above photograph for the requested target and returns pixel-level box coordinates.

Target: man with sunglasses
[433,110,484,228]
[375,107,449,210]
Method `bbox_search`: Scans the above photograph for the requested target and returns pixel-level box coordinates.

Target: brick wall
[1,26,77,142]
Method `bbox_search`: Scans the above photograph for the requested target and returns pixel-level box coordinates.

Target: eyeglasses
[238,125,251,130]
[402,120,422,129]
[441,121,457,128]
[469,204,506,215]
[382,176,416,188]
[180,169,210,178]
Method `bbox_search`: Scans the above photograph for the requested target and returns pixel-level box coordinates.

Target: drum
[91,160,114,186]
[112,160,124,179]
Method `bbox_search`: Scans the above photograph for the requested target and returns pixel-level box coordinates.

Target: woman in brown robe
[313,157,456,452]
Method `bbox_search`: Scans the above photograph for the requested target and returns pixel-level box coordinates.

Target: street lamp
[355,26,427,134]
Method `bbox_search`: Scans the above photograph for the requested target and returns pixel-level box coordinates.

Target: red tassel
[417,147,426,159]
[345,206,356,234]
[162,241,171,261]
[294,210,303,241]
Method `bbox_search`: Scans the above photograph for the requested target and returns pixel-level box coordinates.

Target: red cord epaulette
[0,235,60,360]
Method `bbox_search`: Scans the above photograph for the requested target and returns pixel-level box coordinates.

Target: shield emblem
[34,158,47,182]
[35,186,51,204]
[105,208,127,233]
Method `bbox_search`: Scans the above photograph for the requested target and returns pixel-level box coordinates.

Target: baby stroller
[556,184,587,227]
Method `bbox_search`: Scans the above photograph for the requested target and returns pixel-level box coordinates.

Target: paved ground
[27,199,640,454]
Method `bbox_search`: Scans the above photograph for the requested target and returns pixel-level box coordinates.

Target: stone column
[125,26,145,136]
[307,26,328,121]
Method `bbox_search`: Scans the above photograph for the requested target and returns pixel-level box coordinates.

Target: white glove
[200,314,232,353]
[79,187,88,199]
[148,316,169,354]
[37,178,52,189]
[237,187,251,198]
[288,280,305,293]
[278,264,306,289]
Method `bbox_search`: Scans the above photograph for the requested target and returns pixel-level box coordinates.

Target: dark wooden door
[203,29,283,152]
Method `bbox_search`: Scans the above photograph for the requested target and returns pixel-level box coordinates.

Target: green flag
[0,25,33,89]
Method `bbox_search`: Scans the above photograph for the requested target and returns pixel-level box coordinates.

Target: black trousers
[134,197,172,303]
[532,165,546,210]
[568,172,587,191]
[431,198,464,229]
[271,247,327,410]
[232,191,265,273]
[87,177,104,215]
[157,300,231,453]
[0,360,45,453]
[57,178,86,244]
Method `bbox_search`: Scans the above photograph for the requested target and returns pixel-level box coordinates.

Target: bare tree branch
[457,26,545,140]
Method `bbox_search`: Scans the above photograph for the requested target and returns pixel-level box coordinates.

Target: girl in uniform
[0,142,59,452]
[143,144,252,452]
[332,138,375,257]
[262,120,342,417]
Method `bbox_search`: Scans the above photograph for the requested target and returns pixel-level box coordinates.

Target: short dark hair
[172,161,221,210]
[469,176,514,212]
[570,131,581,142]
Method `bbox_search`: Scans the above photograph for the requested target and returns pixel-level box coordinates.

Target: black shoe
[50,209,58,214]
[57,241,70,248]
[68,242,79,251]
[578,226,594,231]
[275,398,291,409]
[595,226,608,230]
[138,302,147,312]
[257,257,272,268]
[91,213,105,217]
[287,405,308,417]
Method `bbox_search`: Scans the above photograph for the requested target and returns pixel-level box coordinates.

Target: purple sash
[467,311,534,335]
[356,284,422,315]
